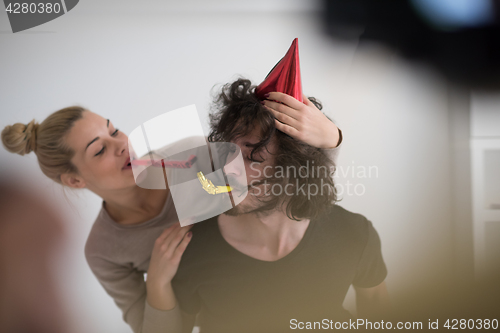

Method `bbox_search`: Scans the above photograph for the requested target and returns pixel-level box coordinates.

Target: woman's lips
[122,157,132,170]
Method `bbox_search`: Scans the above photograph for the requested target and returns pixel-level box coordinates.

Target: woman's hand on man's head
[261,92,340,149]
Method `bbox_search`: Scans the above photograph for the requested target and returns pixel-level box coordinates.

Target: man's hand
[261,92,340,149]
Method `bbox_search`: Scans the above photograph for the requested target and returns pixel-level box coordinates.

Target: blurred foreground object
[322,0,500,90]
[0,180,71,333]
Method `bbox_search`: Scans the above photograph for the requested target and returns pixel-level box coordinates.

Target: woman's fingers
[263,99,301,121]
[302,93,313,106]
[172,230,192,262]
[164,225,193,257]
[274,119,300,138]
[261,91,340,149]
[162,224,191,250]
[154,217,195,252]
[266,91,304,111]
[154,222,180,246]
[264,104,300,129]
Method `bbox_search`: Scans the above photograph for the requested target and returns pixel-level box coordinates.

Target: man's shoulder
[188,216,219,246]
[174,217,220,278]
[317,204,374,241]
[322,203,370,223]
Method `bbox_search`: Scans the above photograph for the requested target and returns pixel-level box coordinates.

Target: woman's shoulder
[84,206,116,262]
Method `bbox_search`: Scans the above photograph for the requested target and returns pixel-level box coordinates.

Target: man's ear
[60,173,86,189]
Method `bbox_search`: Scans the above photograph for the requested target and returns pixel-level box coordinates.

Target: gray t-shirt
[85,136,343,333]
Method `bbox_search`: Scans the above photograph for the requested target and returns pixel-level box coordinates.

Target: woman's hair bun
[1,119,39,156]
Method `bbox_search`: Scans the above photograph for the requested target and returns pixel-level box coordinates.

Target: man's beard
[224,202,276,217]
[224,186,277,217]
[223,174,277,217]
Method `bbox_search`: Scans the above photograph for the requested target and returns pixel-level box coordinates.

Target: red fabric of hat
[255,38,303,103]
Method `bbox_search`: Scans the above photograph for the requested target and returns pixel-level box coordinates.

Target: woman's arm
[85,222,193,333]
[85,254,182,333]
[146,223,193,311]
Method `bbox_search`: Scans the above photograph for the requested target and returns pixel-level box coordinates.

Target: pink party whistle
[131,154,197,169]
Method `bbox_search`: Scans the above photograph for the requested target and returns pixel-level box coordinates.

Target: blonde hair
[1,106,86,184]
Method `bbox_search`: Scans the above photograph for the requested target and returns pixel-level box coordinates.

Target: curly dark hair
[208,78,338,221]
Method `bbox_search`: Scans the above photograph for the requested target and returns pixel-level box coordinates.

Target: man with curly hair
[172,78,390,333]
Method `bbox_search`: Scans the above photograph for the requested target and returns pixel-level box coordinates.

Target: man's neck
[218,210,310,261]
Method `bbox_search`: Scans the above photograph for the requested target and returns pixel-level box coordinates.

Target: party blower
[197,171,233,195]
[126,105,247,226]
[131,156,232,194]
[130,154,198,168]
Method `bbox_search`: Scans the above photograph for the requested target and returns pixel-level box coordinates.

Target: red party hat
[255,38,303,103]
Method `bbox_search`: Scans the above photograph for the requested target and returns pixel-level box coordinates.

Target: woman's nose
[116,138,128,155]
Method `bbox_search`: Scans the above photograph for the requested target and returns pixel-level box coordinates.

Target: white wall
[0,1,456,331]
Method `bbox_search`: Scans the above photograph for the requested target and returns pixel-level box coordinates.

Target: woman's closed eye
[94,129,120,157]
[95,146,105,156]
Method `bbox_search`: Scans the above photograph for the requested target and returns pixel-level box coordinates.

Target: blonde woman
[1,94,342,333]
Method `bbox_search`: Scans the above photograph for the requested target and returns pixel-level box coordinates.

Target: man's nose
[223,147,246,178]
[223,156,241,177]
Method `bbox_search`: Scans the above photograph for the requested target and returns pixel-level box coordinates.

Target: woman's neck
[99,185,169,225]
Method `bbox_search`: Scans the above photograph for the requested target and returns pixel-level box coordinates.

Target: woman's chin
[118,167,137,186]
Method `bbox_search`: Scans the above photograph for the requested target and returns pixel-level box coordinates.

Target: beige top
[85,135,342,333]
